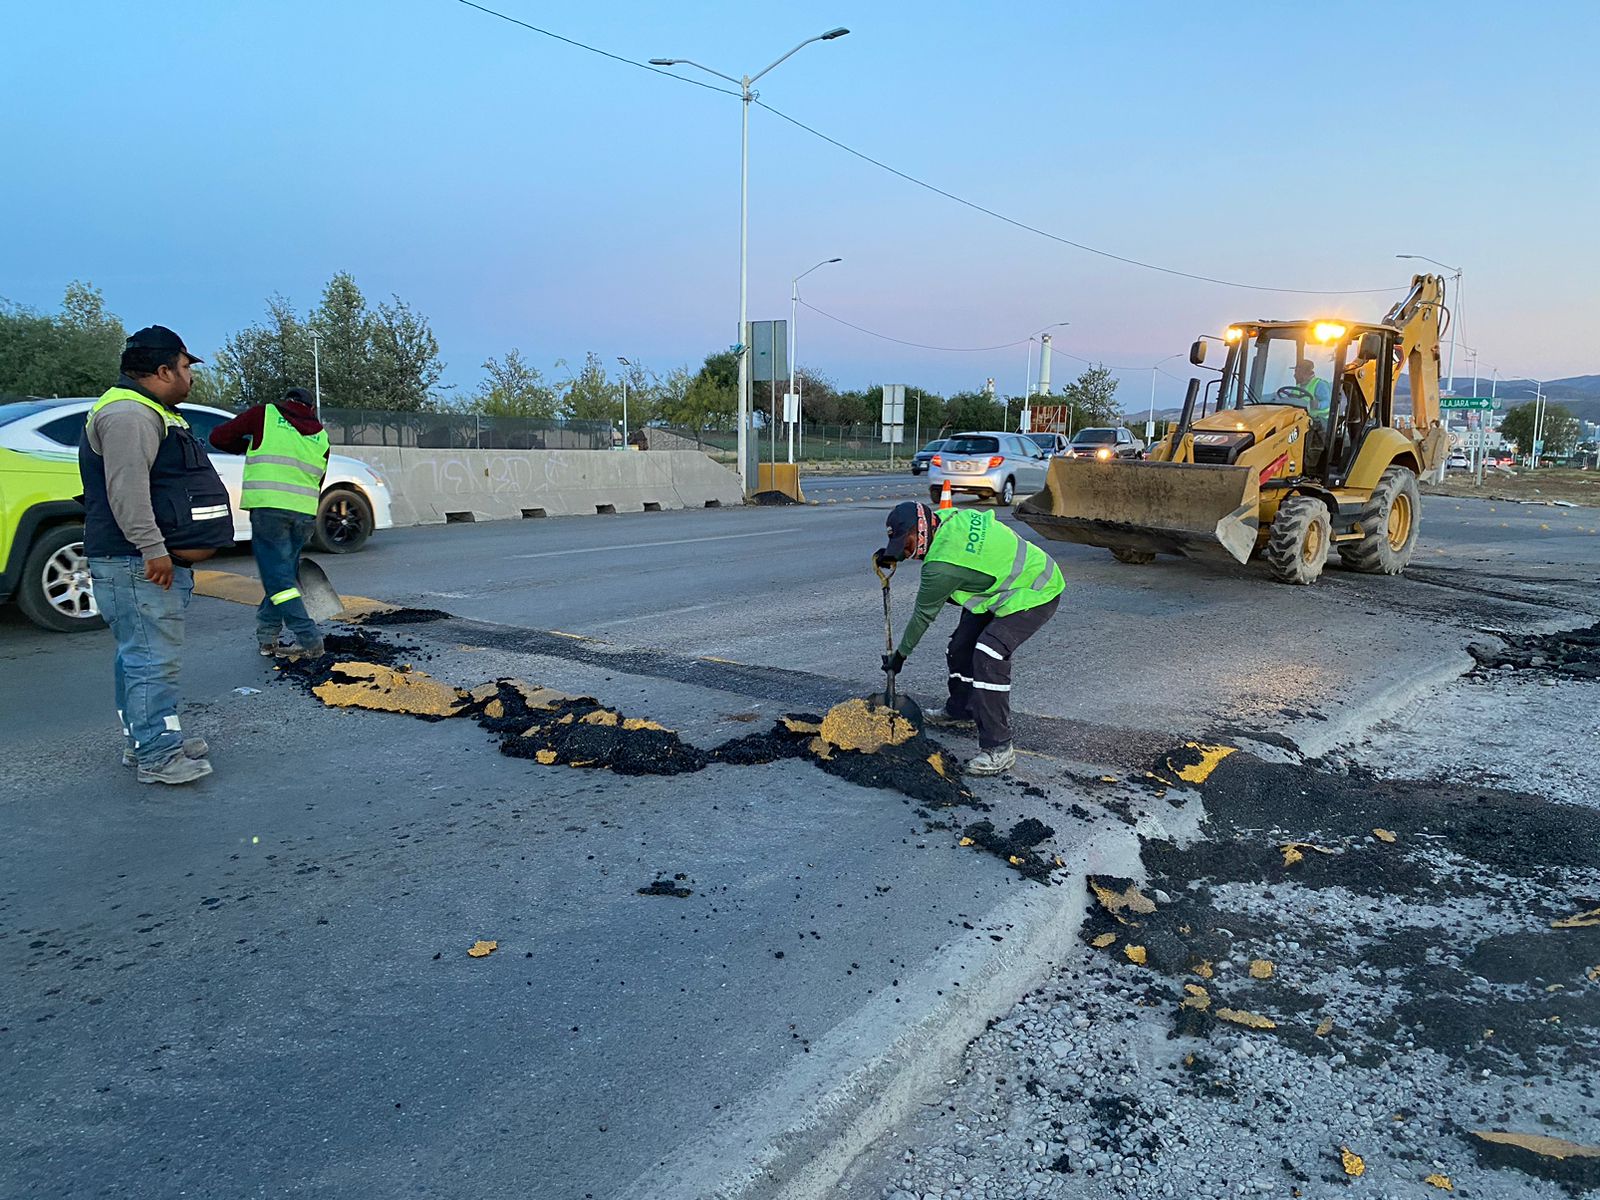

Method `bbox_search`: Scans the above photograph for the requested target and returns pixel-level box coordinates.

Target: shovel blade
[865,691,924,732]
[296,556,346,622]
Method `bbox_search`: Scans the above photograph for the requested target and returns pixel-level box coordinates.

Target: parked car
[1446,451,1471,471]
[0,398,393,632]
[927,431,1051,506]
[910,438,947,475]
[1064,426,1144,460]
[1025,431,1071,457]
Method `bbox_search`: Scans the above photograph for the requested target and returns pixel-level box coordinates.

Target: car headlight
[1095,447,1112,460]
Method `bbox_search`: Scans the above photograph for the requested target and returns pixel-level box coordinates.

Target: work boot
[924,707,976,730]
[123,737,209,768]
[259,640,279,657]
[136,752,215,786]
[274,640,326,662]
[967,743,1017,776]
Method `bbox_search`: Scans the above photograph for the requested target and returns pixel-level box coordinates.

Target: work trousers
[249,508,321,649]
[944,595,1060,749]
[89,555,194,767]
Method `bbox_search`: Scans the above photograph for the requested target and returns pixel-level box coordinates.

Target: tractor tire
[1338,466,1420,575]
[1110,548,1156,565]
[1264,494,1330,585]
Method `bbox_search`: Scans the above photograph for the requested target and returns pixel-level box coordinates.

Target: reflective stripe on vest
[242,403,329,515]
[924,508,1064,617]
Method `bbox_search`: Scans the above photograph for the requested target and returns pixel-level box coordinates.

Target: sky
[4,1,1598,411]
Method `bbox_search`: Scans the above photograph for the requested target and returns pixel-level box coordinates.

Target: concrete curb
[1287,649,1475,762]
[622,820,1144,1200]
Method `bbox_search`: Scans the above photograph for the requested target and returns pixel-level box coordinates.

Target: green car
[0,401,97,631]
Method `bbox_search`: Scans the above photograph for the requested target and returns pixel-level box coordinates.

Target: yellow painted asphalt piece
[1552,906,1600,929]
[1249,959,1275,979]
[1090,879,1157,917]
[927,751,950,778]
[1373,828,1398,843]
[1424,1175,1453,1190]
[1217,1008,1277,1030]
[312,663,468,718]
[467,939,497,958]
[1180,984,1211,1011]
[1315,1017,1335,1036]
[192,568,394,616]
[1124,945,1147,965]
[1341,1148,1366,1177]
[818,697,918,753]
[1170,741,1237,784]
[1471,1132,1600,1160]
[1090,932,1117,949]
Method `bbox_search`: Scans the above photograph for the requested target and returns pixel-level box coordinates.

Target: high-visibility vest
[925,508,1064,616]
[1294,378,1331,418]
[241,403,330,515]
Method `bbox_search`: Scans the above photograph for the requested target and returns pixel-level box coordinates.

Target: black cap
[124,325,202,364]
[884,501,933,560]
[283,387,315,407]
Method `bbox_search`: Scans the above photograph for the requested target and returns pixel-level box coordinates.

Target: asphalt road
[3,477,1596,1200]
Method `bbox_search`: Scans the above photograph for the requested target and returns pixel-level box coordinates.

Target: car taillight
[931,454,942,467]
[988,455,1004,468]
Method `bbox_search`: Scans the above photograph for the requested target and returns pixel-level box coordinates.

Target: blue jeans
[90,556,194,767]
[250,508,321,649]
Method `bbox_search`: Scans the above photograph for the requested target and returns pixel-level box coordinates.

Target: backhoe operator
[1289,359,1332,419]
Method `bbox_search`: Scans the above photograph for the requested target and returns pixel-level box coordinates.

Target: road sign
[1440,396,1493,411]
[750,320,788,383]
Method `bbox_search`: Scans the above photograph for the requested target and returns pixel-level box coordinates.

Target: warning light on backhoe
[1313,321,1347,343]
[1223,326,1244,343]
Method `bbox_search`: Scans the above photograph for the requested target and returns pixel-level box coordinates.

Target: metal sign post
[881,384,906,467]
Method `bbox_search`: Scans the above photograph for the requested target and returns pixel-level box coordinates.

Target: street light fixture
[617,356,634,450]
[1396,254,1463,394]
[1523,382,1546,468]
[789,256,841,464]
[652,27,850,495]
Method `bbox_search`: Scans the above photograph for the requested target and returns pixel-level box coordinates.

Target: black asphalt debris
[1470,619,1600,679]
[638,875,694,899]
[960,817,1057,883]
[354,607,456,626]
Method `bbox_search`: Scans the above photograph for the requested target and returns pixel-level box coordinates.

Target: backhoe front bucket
[1015,458,1261,565]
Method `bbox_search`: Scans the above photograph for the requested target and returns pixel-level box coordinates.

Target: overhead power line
[457,1,1401,297]
[455,0,741,97]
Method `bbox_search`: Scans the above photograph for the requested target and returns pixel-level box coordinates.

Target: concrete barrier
[335,447,743,527]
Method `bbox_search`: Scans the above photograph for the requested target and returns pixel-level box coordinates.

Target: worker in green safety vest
[209,387,330,657]
[1289,359,1332,420]
[876,500,1064,775]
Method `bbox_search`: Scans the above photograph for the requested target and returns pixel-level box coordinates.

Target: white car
[0,397,392,553]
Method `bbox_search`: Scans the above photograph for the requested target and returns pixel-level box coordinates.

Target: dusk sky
[5,1,1597,409]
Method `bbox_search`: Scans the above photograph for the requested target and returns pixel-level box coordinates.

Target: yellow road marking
[192,568,393,617]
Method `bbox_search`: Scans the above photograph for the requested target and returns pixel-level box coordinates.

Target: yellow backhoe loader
[1016,274,1452,584]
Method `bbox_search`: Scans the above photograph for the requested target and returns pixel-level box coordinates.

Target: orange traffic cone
[938,478,953,509]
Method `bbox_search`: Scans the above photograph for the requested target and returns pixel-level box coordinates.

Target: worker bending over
[875,501,1063,776]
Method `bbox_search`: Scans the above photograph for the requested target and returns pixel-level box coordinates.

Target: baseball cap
[125,325,203,364]
[884,501,933,560]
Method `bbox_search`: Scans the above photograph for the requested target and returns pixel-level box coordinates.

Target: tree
[369,295,444,410]
[558,351,621,422]
[942,390,1004,433]
[213,295,310,408]
[1057,364,1122,427]
[187,365,242,411]
[467,349,558,418]
[1501,401,1580,457]
[0,281,126,398]
[664,350,738,430]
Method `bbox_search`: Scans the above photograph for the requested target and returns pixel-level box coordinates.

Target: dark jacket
[210,396,324,454]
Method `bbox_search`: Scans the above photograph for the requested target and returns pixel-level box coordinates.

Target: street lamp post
[789,256,841,464]
[1396,254,1463,394]
[617,356,633,450]
[1524,383,1546,468]
[652,27,849,497]
[309,329,323,418]
[1146,352,1184,443]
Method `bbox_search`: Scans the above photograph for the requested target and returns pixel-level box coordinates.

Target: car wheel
[998,477,1015,505]
[310,488,374,554]
[17,524,105,632]
[930,486,943,504]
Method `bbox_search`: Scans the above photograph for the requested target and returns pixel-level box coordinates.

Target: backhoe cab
[1015,275,1450,584]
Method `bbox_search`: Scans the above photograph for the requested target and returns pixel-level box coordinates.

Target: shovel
[867,557,924,730]
[295,556,347,622]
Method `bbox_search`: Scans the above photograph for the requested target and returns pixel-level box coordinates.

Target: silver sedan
[927,431,1051,506]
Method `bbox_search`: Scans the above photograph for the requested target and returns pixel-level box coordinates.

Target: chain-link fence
[321,408,615,451]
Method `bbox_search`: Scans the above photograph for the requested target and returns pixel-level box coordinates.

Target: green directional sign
[1439,396,1494,411]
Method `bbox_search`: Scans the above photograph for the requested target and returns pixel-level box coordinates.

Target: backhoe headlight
[1313,321,1347,343]
[1224,326,1244,343]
